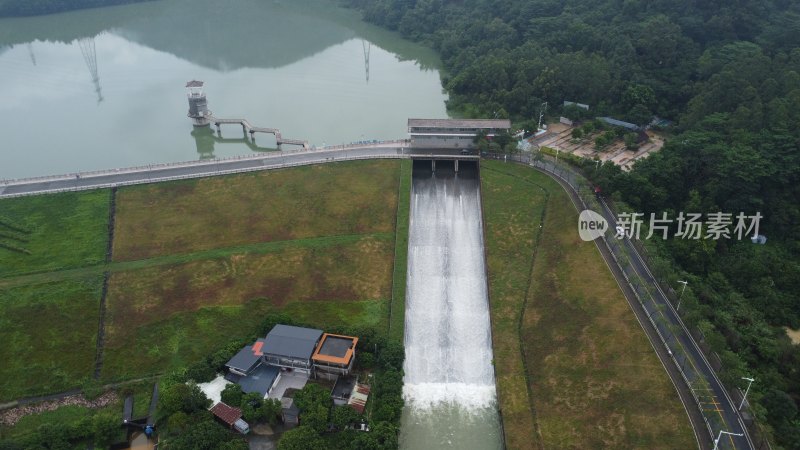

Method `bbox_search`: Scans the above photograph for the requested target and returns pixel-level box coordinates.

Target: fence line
[0,140,411,187]
[0,153,413,199]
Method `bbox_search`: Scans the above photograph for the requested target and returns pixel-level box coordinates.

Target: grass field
[389,160,411,342]
[480,164,547,450]
[481,160,694,449]
[0,278,102,402]
[0,190,110,277]
[100,160,402,380]
[113,160,399,260]
[101,235,394,380]
[0,160,403,405]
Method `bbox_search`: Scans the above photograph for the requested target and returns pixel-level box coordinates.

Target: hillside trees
[344,0,800,446]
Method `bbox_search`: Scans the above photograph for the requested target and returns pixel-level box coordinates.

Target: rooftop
[312,333,358,366]
[262,324,323,360]
[347,383,371,414]
[185,80,204,88]
[211,402,242,426]
[281,397,299,415]
[332,376,357,400]
[238,364,280,398]
[408,118,511,129]
[598,117,640,130]
[225,342,264,374]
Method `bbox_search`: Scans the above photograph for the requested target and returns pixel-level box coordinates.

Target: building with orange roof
[312,333,358,377]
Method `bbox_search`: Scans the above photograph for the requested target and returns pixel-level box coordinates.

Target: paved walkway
[268,373,308,400]
[0,143,477,198]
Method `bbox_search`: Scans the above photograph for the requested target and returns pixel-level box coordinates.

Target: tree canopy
[343,0,800,447]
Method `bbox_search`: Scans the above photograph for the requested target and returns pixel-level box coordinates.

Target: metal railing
[0,139,411,187]
[0,142,417,198]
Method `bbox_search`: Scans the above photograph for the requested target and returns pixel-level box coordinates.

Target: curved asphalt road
[596,195,753,450]
[524,155,753,450]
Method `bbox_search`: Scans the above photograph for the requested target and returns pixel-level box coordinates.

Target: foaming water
[400,165,502,449]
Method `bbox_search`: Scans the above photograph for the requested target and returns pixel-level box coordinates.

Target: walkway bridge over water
[210,116,309,149]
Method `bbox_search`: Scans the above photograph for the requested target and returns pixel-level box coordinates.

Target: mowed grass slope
[102,160,401,381]
[0,190,110,277]
[0,191,109,401]
[481,161,694,449]
[113,161,399,260]
[0,278,102,401]
[480,165,546,450]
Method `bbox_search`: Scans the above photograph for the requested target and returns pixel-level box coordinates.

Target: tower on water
[186,80,212,127]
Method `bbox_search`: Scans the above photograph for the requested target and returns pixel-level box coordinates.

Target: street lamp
[713,430,744,450]
[739,377,755,411]
[676,280,688,311]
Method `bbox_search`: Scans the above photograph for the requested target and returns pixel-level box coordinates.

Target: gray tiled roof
[225,344,261,373]
[408,118,511,129]
[262,325,322,360]
[238,364,280,397]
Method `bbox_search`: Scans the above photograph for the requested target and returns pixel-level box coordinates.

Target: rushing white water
[400,163,502,449]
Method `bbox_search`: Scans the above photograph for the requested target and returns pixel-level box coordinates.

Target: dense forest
[0,0,154,17]
[341,0,800,447]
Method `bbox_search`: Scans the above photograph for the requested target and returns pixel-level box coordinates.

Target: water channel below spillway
[399,161,502,449]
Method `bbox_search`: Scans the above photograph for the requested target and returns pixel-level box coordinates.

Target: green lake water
[0,0,448,179]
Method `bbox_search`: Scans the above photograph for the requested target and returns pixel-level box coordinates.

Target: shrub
[220,383,244,407]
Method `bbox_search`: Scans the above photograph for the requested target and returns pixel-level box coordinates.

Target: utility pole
[676,280,688,311]
[739,377,755,411]
[537,102,548,132]
[78,37,103,103]
[362,39,371,83]
[713,430,744,450]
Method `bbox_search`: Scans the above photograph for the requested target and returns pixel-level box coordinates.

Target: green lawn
[481,160,694,449]
[0,190,110,277]
[0,278,102,402]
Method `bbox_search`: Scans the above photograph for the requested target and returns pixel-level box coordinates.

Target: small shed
[331,376,356,405]
[347,383,371,414]
[281,397,300,427]
[210,402,249,434]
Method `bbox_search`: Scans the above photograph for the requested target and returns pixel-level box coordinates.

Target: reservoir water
[400,161,503,449]
[0,0,447,179]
